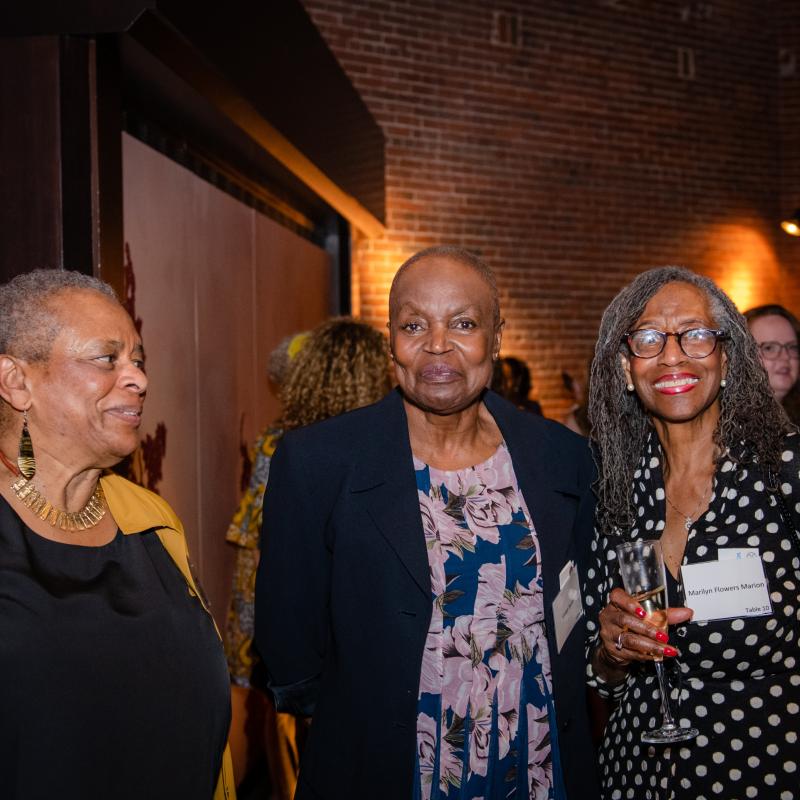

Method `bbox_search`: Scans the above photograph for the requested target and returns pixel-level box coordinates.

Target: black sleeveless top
[0,496,230,799]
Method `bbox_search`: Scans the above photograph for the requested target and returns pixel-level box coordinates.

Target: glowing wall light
[781,210,800,237]
[701,224,780,311]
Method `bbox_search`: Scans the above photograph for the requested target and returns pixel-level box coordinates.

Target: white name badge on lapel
[553,560,583,653]
[681,555,772,623]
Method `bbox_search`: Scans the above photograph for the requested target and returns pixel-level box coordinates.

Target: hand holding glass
[615,539,698,744]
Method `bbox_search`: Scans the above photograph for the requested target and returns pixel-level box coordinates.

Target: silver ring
[615,631,624,651]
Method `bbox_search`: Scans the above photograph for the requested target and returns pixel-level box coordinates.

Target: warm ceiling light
[781,209,800,236]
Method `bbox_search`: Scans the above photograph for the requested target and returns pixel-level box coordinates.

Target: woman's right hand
[597,588,694,668]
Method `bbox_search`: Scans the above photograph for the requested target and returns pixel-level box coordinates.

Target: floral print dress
[413,443,564,800]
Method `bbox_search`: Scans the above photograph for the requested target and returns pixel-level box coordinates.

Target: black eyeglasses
[624,328,729,359]
[757,341,800,360]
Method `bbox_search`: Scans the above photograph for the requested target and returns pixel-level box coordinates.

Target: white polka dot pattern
[584,432,800,799]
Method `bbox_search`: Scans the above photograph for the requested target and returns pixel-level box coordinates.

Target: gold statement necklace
[12,476,106,531]
[0,449,107,532]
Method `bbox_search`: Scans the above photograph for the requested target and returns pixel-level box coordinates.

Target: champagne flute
[615,539,698,744]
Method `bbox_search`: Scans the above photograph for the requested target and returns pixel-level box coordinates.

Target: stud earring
[17,410,35,479]
[626,383,635,392]
[720,378,727,388]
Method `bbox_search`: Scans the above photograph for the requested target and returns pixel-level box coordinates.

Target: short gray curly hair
[0,269,118,362]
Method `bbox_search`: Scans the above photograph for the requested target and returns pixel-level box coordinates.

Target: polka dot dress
[584,431,800,800]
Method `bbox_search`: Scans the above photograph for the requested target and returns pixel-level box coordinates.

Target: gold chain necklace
[665,485,709,531]
[11,476,106,531]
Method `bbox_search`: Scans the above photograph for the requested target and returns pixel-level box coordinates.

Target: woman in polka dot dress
[584,266,800,800]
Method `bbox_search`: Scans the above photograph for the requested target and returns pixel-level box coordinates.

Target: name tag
[553,560,583,653]
[681,555,772,622]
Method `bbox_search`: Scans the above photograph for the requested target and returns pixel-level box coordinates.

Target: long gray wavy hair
[590,266,791,535]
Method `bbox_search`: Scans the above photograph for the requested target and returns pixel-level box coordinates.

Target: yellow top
[101,473,236,800]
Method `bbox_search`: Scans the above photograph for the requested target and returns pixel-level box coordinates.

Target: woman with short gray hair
[0,269,233,800]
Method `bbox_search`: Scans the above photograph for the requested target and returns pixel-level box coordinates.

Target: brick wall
[778,0,800,268]
[303,0,800,418]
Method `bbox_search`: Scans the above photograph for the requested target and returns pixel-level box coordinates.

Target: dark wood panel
[58,36,94,274]
[93,35,124,293]
[0,35,123,287]
[0,37,63,280]
[2,0,386,224]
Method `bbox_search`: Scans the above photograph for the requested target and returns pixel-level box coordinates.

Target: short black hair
[388,245,501,325]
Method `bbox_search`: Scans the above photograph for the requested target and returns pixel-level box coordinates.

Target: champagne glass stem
[654,661,677,729]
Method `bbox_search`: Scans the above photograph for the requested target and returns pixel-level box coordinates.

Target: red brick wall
[778,0,800,270]
[303,0,800,418]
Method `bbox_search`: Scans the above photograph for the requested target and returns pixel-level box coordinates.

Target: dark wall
[0,35,122,287]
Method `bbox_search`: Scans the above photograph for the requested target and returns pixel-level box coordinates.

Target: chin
[650,405,716,425]
[772,382,794,400]
[103,439,140,466]
[405,386,485,415]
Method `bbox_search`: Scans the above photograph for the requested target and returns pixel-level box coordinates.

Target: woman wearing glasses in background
[745,304,800,426]
[585,267,800,799]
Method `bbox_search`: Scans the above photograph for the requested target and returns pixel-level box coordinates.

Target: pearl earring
[626,383,634,392]
[720,378,727,388]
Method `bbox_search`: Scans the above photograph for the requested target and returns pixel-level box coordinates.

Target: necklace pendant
[684,517,692,531]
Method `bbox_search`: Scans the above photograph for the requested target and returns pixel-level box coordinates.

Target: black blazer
[255,389,599,800]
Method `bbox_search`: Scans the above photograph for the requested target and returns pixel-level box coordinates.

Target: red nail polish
[635,607,646,619]
[655,631,669,643]
[663,646,678,657]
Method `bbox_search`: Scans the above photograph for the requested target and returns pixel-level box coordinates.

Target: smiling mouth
[654,376,699,392]
[108,407,143,423]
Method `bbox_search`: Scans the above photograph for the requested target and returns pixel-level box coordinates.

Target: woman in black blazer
[255,247,599,800]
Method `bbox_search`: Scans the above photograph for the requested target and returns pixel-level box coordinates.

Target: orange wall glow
[690,223,782,312]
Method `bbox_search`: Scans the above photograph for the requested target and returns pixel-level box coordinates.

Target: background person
[256,246,599,800]
[560,362,590,437]
[585,266,800,799]
[745,303,800,425]
[491,355,543,414]
[226,331,308,791]
[227,318,390,797]
[0,269,233,800]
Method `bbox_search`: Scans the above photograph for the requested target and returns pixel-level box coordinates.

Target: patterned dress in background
[584,430,800,800]
[225,426,283,687]
[413,443,564,800]
[225,425,306,800]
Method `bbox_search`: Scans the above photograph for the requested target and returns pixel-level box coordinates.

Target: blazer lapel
[349,390,583,603]
[350,390,432,600]
[484,392,582,600]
